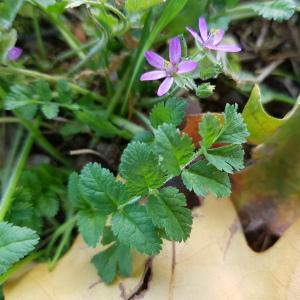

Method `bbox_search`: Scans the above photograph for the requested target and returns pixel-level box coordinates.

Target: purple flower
[7,47,23,61]
[187,17,241,53]
[140,37,198,96]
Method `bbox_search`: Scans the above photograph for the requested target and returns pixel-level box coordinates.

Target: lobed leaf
[76,209,106,248]
[92,242,132,284]
[154,124,194,176]
[146,187,192,242]
[182,159,231,198]
[79,163,130,214]
[0,222,39,275]
[248,0,296,21]
[203,144,245,174]
[119,142,166,196]
[150,98,187,128]
[112,205,162,255]
[69,170,108,247]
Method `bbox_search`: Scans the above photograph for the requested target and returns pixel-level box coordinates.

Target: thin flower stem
[1,127,24,195]
[137,86,180,108]
[16,115,69,165]
[0,133,34,221]
[0,66,106,103]
[32,12,47,59]
[106,67,131,117]
[0,117,19,124]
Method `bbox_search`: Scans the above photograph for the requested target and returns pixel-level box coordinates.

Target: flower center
[164,61,178,76]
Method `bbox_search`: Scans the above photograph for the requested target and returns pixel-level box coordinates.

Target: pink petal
[186,27,203,44]
[140,70,167,81]
[169,37,181,65]
[198,17,208,42]
[177,60,198,74]
[144,51,166,69]
[8,47,22,61]
[206,44,242,52]
[212,29,224,46]
[157,77,174,96]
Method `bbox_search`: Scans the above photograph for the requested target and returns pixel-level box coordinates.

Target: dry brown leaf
[5,196,300,299]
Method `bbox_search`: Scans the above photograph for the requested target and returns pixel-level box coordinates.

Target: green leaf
[242,85,286,144]
[68,172,80,207]
[75,110,119,138]
[0,222,39,275]
[77,209,106,248]
[0,29,17,62]
[4,85,34,110]
[217,104,249,144]
[79,163,129,214]
[36,192,59,218]
[146,187,192,242]
[0,0,25,30]
[203,144,245,174]
[199,113,222,149]
[41,103,59,119]
[198,56,222,80]
[31,0,56,8]
[150,97,187,128]
[154,124,194,176]
[34,81,52,102]
[112,205,162,255]
[56,80,73,104]
[248,0,296,21]
[92,242,132,284]
[125,0,164,12]
[182,159,231,198]
[119,142,166,196]
[196,83,215,98]
[69,170,108,247]
[101,226,115,245]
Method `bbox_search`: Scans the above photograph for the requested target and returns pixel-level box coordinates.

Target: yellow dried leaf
[5,196,300,299]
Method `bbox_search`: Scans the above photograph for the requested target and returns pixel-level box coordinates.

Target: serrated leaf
[77,209,106,248]
[154,124,194,176]
[119,142,166,196]
[56,80,73,104]
[217,104,249,144]
[196,83,215,98]
[41,103,59,119]
[36,192,59,218]
[199,57,222,80]
[248,0,296,21]
[146,187,192,242]
[92,242,132,284]
[4,85,34,110]
[112,205,162,255]
[199,113,222,149]
[34,81,52,102]
[101,226,115,245]
[182,159,231,198]
[150,98,187,128]
[203,144,244,174]
[69,170,108,247]
[75,110,119,138]
[68,172,80,206]
[79,163,129,214]
[0,222,39,275]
